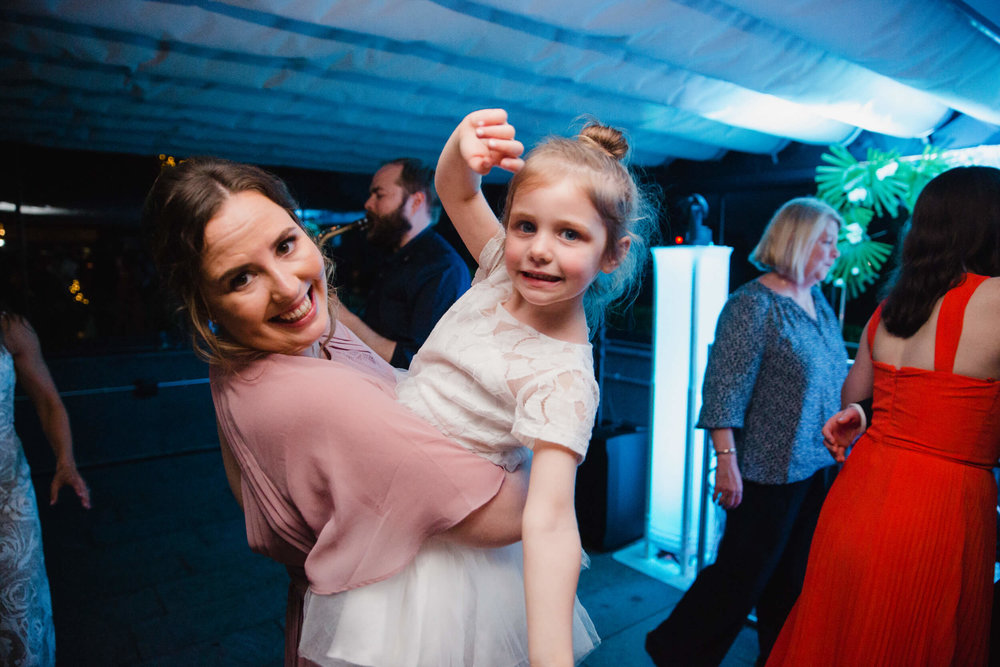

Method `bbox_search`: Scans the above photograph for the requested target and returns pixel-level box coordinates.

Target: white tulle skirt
[299,540,599,667]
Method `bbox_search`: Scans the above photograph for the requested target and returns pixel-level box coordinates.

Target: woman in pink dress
[146,157,527,666]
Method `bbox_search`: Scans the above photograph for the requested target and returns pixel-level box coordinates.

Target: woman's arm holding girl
[436,108,524,261]
[522,441,581,667]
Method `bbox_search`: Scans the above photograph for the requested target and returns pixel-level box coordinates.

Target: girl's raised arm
[436,108,524,262]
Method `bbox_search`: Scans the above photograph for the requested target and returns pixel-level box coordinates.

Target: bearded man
[335,158,471,369]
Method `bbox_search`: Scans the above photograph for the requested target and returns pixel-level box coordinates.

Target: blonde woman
[647,197,846,667]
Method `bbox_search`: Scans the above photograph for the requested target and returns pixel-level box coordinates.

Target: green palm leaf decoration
[896,146,950,212]
[828,229,894,299]
[815,143,951,299]
[815,144,862,211]
[862,149,908,218]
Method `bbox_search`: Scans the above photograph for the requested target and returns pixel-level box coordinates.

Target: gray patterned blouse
[696,279,847,484]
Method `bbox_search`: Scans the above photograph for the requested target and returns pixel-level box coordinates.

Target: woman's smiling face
[199,190,328,355]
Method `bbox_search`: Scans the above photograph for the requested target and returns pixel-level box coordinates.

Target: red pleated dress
[767,274,1000,666]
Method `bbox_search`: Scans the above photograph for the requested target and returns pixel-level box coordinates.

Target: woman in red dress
[767,165,1000,666]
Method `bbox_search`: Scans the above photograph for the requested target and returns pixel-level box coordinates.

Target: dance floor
[36,448,759,666]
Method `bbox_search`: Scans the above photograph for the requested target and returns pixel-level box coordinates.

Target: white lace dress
[299,232,601,666]
[0,345,55,666]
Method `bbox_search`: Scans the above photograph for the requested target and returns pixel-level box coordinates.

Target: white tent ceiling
[2,0,999,176]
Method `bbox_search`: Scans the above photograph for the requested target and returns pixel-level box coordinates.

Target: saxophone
[316,216,369,245]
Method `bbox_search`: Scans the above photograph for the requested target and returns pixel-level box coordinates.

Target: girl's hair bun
[579,123,629,161]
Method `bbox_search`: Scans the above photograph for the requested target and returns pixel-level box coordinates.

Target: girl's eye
[561,229,581,241]
[514,220,535,233]
[277,236,297,255]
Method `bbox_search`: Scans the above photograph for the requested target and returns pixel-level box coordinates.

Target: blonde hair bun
[579,123,629,162]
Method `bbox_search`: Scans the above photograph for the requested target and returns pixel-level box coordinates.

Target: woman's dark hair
[881,166,1000,337]
[146,156,334,369]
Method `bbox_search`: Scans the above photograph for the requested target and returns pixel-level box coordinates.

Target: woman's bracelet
[714,447,737,456]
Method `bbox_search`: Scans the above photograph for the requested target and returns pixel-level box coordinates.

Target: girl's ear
[601,235,631,274]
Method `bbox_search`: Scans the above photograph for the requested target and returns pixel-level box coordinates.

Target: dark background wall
[2,137,898,473]
[0,137,895,352]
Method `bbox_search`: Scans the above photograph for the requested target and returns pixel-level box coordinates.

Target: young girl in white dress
[299,108,654,667]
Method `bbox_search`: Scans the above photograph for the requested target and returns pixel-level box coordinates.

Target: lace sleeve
[472,229,507,286]
[511,367,599,461]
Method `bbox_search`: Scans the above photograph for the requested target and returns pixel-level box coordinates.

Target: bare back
[872,276,1000,381]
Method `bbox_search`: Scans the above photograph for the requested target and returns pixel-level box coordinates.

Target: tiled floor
[36,449,759,666]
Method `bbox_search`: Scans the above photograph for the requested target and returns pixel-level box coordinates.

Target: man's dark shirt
[363,227,471,368]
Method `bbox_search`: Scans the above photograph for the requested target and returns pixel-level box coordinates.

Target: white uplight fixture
[615,244,732,588]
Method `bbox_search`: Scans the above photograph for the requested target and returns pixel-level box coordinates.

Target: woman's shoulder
[972,274,1000,292]
[215,354,401,447]
[967,275,1000,323]
[950,275,1000,378]
[224,352,381,393]
[0,312,37,354]
[721,280,773,320]
[963,275,1000,311]
[729,278,773,301]
[0,310,26,328]
[327,321,399,384]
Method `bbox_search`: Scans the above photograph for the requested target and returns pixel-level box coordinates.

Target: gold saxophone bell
[316,216,369,245]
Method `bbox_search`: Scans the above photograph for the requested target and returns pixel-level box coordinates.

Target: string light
[158,154,184,169]
[68,279,90,305]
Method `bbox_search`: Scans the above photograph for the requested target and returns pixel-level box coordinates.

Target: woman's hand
[708,428,742,509]
[4,314,89,508]
[713,455,743,510]
[458,109,524,175]
[50,461,91,508]
[822,405,865,463]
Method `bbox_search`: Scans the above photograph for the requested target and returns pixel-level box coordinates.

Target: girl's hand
[458,109,525,175]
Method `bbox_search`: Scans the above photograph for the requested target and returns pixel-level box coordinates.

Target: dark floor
[36,449,759,667]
